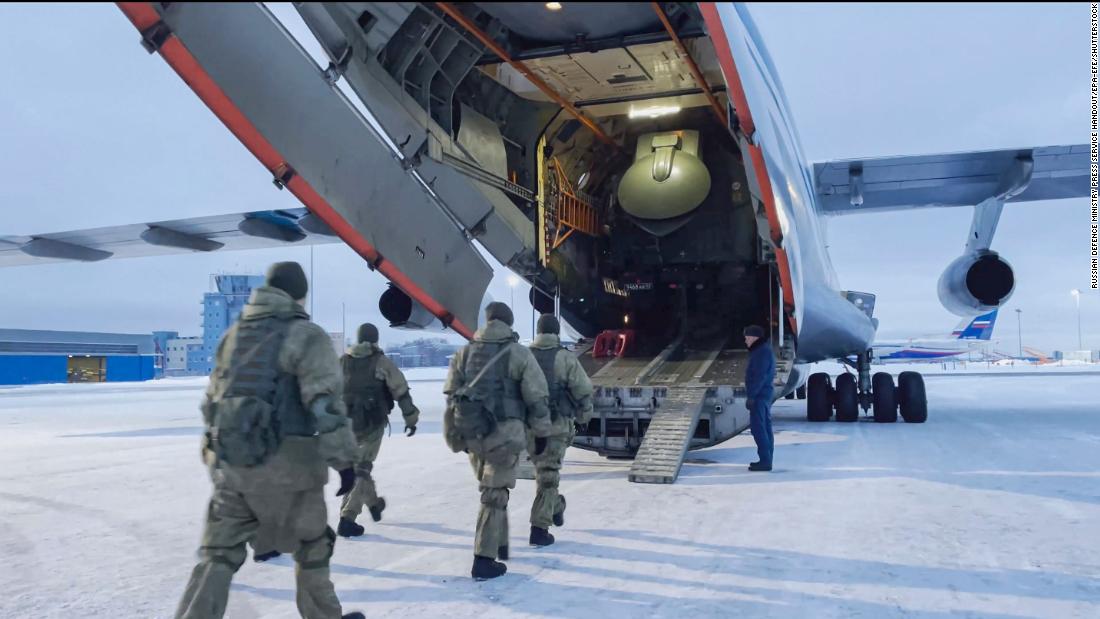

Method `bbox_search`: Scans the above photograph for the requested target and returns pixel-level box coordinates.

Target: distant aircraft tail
[950,310,999,341]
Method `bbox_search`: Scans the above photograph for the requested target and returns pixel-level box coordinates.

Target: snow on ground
[1,370,1099,618]
[811,361,1100,376]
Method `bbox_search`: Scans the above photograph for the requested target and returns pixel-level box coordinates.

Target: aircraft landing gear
[855,349,873,413]
[834,373,858,422]
[784,385,808,401]
[897,371,928,423]
[806,373,832,421]
[805,350,928,423]
[872,372,897,423]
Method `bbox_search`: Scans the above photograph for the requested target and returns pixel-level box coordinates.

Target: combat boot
[748,461,772,472]
[369,497,386,522]
[553,494,567,527]
[342,613,365,619]
[498,545,509,561]
[337,517,365,538]
[529,526,555,547]
[253,550,281,563]
[471,555,507,580]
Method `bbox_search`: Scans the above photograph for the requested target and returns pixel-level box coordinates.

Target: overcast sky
[0,3,1095,353]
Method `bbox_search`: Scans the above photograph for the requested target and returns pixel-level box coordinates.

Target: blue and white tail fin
[951,310,999,341]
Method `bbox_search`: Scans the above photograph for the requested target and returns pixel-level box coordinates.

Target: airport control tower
[197,274,264,375]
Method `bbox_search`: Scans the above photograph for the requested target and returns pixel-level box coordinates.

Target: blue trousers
[749,398,774,465]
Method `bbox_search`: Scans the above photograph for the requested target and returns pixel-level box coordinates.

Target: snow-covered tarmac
[2,369,1098,618]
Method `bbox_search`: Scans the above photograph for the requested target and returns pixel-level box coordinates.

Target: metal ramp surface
[628,388,707,484]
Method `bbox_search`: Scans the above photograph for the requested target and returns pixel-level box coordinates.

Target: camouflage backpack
[201,317,292,467]
[530,345,577,419]
[451,343,513,441]
[341,353,394,433]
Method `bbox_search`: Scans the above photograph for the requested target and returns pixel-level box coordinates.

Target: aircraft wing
[813,144,1089,215]
[0,208,341,268]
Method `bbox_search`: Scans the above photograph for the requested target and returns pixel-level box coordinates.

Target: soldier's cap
[537,314,560,335]
[358,323,379,344]
[485,301,514,327]
[743,325,765,339]
[266,261,308,301]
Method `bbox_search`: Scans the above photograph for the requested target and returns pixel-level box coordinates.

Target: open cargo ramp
[627,387,708,484]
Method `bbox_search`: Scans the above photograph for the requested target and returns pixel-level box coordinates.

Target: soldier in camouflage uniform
[175,262,363,619]
[443,302,553,580]
[336,322,420,537]
[526,314,594,546]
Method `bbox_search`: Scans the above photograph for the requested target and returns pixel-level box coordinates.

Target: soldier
[526,314,593,547]
[336,322,420,537]
[743,324,776,472]
[175,262,364,619]
[443,302,553,580]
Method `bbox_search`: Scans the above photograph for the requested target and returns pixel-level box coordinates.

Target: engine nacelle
[937,251,1015,316]
[379,285,494,333]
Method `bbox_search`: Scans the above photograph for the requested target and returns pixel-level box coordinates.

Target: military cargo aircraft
[1,3,1087,482]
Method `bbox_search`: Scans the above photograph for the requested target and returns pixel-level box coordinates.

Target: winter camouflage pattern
[527,333,594,529]
[338,342,420,522]
[444,319,552,559]
[176,286,356,619]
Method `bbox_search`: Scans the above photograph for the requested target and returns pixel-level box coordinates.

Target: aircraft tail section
[951,310,998,341]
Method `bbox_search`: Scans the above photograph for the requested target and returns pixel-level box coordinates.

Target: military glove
[745,399,755,410]
[533,436,548,455]
[401,404,421,437]
[336,468,356,496]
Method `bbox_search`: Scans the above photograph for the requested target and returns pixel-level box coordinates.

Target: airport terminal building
[0,329,157,385]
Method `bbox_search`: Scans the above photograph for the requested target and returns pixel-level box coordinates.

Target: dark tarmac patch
[683,457,718,465]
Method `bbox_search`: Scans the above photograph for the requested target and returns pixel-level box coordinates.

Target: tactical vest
[464,341,525,422]
[531,346,575,419]
[203,315,314,467]
[341,353,393,432]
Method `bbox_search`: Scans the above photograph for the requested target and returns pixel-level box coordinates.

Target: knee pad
[296,526,336,570]
[480,487,509,510]
[201,544,247,573]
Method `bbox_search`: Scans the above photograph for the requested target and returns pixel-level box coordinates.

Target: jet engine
[937,251,1015,316]
[379,285,450,332]
[379,285,494,333]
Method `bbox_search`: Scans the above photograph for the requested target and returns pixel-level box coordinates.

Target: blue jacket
[744,339,776,402]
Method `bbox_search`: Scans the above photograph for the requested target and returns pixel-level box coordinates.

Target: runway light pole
[1071,289,1082,350]
[508,275,519,308]
[1015,308,1023,359]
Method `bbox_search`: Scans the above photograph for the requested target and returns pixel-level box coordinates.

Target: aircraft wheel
[796,385,807,400]
[834,373,858,422]
[785,391,796,400]
[872,372,897,423]
[898,371,928,423]
[806,373,832,421]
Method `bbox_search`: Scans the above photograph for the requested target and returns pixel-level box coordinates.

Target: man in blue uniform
[743,325,775,472]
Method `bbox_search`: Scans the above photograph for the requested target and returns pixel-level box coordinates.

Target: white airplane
[871,310,998,364]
